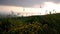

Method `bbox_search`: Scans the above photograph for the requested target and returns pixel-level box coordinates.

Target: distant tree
[40,5,42,8]
[53,9,56,14]
[11,10,14,15]
[23,8,25,11]
[11,10,16,17]
[17,13,20,15]
[49,11,51,14]
[40,13,41,15]
[45,10,48,14]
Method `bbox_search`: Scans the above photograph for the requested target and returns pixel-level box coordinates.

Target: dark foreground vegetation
[0,13,60,34]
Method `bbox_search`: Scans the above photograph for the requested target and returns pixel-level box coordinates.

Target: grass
[0,13,60,34]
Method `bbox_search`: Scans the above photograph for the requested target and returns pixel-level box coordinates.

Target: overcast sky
[0,0,60,16]
[0,0,60,7]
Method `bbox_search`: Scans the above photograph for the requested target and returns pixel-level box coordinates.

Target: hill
[0,13,60,34]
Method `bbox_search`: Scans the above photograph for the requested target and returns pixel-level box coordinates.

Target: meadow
[0,13,60,34]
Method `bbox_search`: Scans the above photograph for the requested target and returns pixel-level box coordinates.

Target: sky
[0,0,60,16]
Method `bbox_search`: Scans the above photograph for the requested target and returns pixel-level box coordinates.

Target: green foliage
[0,13,60,34]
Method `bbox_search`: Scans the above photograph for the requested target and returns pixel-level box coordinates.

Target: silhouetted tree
[45,10,47,14]
[53,9,56,14]
[11,11,14,15]
[49,11,51,14]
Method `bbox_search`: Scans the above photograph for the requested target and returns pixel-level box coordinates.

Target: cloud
[0,0,60,7]
[0,5,23,12]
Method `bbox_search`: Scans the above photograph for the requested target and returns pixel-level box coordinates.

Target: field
[0,13,60,34]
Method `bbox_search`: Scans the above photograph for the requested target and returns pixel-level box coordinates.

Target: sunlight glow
[43,2,60,13]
